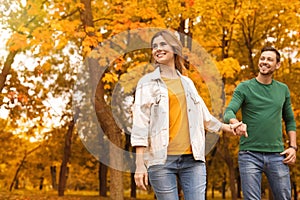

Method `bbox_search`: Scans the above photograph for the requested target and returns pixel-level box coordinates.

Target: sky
[0,24,67,143]
[0,25,62,120]
[0,23,78,132]
[0,25,10,119]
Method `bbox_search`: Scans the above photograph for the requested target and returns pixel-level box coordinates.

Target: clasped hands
[229,121,248,137]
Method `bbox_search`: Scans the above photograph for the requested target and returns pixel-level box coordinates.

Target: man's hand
[229,118,248,138]
[281,147,297,165]
[233,122,248,138]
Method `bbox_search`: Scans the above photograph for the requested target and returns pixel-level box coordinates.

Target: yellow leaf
[104,84,111,90]
[216,58,241,79]
[85,26,95,33]
[75,3,85,10]
[7,33,28,51]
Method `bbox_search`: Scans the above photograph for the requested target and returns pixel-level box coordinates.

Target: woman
[131,30,246,200]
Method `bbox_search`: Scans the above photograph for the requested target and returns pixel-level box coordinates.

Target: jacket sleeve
[187,77,222,132]
[131,81,152,147]
[200,98,222,133]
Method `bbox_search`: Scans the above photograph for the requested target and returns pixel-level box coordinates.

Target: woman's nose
[156,45,162,50]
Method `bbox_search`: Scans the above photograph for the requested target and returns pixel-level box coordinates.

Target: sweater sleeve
[224,83,245,123]
[282,87,297,132]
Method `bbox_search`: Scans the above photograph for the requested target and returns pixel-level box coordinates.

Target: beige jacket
[131,67,222,167]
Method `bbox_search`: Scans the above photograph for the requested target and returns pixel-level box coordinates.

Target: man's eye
[260,57,265,61]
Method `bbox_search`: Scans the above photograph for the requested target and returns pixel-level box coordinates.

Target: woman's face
[151,35,175,67]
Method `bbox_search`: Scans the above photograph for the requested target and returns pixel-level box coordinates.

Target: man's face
[258,51,280,76]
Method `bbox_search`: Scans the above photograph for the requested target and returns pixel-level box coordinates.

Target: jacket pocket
[189,91,201,105]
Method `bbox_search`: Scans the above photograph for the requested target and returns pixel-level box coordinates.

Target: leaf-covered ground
[0,190,155,200]
[1,189,269,199]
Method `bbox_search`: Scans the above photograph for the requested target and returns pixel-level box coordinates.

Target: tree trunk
[220,134,237,200]
[10,160,24,191]
[125,133,136,198]
[99,162,108,197]
[58,115,77,196]
[14,179,19,190]
[9,145,41,191]
[222,174,226,199]
[236,168,242,198]
[79,1,124,198]
[218,77,237,200]
[246,46,255,75]
[39,177,44,190]
[93,72,124,199]
[240,19,255,76]
[292,181,297,200]
[130,172,136,198]
[178,18,185,46]
[219,34,238,198]
[87,56,124,199]
[206,138,220,198]
[87,57,124,199]
[130,147,136,198]
[228,162,237,200]
[50,166,57,190]
[0,51,18,94]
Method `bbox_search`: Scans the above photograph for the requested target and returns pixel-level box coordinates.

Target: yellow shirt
[162,77,192,155]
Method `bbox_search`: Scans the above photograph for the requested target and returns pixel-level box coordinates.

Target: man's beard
[259,69,274,76]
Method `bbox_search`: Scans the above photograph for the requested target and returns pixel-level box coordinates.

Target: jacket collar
[150,66,182,81]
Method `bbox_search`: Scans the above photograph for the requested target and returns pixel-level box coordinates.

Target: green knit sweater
[224,78,296,152]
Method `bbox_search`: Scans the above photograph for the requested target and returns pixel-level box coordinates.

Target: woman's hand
[134,163,148,190]
[232,122,248,137]
[222,121,248,137]
[134,146,148,190]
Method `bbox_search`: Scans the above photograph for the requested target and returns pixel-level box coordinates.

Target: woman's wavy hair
[150,30,184,73]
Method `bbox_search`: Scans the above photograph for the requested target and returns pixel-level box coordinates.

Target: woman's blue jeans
[148,154,206,200]
[238,151,291,200]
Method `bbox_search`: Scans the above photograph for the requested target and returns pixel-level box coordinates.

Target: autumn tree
[0,0,82,196]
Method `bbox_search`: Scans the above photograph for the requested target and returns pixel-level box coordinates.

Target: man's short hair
[261,46,280,63]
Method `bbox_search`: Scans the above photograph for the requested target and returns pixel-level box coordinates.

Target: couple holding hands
[131,30,297,200]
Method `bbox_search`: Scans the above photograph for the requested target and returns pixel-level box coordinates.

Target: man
[224,46,297,200]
